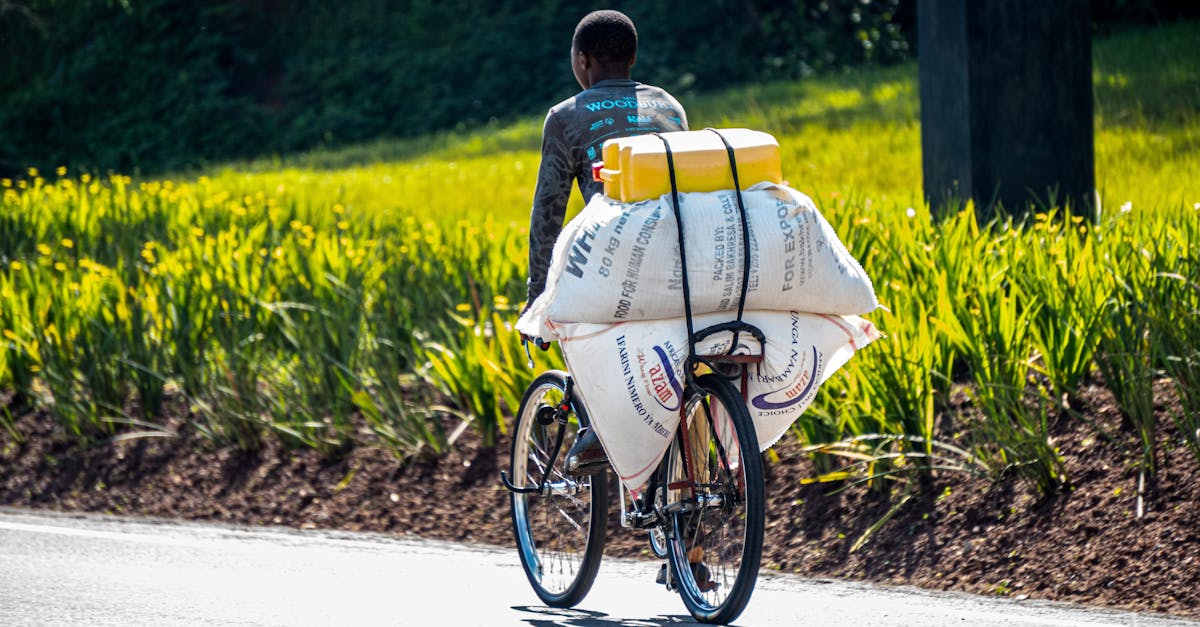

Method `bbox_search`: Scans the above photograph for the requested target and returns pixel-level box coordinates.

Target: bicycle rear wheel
[510,370,608,608]
[660,373,764,624]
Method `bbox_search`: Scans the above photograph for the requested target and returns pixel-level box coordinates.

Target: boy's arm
[525,110,574,310]
[670,92,690,130]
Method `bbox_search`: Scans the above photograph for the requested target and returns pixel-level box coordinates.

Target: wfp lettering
[564,226,599,278]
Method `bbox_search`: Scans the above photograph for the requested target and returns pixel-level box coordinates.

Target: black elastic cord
[654,133,698,385]
[706,128,753,354]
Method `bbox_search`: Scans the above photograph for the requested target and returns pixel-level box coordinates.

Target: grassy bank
[1,23,1197,498]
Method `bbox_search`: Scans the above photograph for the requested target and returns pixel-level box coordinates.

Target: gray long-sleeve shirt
[526,79,688,308]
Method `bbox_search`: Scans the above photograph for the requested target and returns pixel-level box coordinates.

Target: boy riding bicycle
[523,9,689,476]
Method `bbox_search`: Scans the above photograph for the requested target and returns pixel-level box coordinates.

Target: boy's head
[571,10,637,88]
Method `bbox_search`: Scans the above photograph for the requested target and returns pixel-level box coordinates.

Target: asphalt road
[0,508,1194,627]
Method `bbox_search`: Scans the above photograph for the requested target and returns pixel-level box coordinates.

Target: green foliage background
[5,0,1196,176]
[4,0,907,175]
[0,18,1196,489]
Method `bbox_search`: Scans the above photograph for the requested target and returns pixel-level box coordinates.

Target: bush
[0,0,912,175]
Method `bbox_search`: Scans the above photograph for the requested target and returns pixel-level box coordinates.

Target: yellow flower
[9,261,21,271]
[337,220,350,230]
[1,178,10,188]
[61,238,74,249]
[56,166,67,177]
[27,167,38,177]
[333,203,345,214]
[192,226,205,238]
[455,303,472,312]
[81,173,92,184]
[37,243,52,256]
[53,261,67,272]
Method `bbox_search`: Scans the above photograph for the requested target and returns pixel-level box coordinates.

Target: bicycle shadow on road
[512,605,718,627]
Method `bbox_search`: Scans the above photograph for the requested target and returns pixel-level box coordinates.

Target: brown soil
[1,384,1198,619]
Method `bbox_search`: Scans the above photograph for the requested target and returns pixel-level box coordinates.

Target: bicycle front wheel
[660,373,764,624]
[510,370,608,608]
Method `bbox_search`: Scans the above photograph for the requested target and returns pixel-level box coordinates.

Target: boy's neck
[578,55,634,89]
[588,72,632,86]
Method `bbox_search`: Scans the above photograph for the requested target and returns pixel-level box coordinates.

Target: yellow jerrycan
[592,128,782,203]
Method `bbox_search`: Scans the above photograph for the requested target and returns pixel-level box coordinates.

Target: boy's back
[535,79,687,210]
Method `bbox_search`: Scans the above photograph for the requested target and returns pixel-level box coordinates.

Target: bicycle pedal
[655,563,675,590]
[631,510,660,529]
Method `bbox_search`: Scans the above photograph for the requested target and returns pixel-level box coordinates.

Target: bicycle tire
[660,373,764,624]
[510,370,608,608]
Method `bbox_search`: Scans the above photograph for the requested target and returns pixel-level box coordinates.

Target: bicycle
[501,128,766,624]
[501,322,766,624]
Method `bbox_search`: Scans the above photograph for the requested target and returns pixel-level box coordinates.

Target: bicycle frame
[617,349,763,531]
[500,376,578,496]
[504,333,763,529]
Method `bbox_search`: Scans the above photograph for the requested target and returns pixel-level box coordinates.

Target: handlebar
[521,334,551,351]
[521,334,551,369]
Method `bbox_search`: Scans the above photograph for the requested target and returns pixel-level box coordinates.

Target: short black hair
[572,10,637,66]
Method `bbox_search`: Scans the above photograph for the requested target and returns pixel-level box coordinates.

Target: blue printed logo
[751,347,819,410]
[647,346,684,411]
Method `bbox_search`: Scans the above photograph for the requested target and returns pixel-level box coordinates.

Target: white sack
[517,183,877,340]
[552,310,881,493]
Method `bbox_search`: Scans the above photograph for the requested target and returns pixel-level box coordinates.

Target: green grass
[1,22,1197,489]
